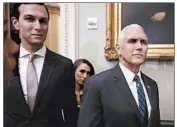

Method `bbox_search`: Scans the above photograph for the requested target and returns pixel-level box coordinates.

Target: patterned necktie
[134,75,148,126]
[26,54,38,112]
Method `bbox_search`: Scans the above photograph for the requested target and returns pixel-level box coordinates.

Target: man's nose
[136,41,143,48]
[34,20,41,30]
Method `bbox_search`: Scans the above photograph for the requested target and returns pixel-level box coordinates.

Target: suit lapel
[141,73,153,110]
[113,64,142,124]
[141,73,154,126]
[33,49,56,112]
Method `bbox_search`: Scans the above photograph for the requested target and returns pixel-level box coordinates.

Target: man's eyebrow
[128,37,147,40]
[128,38,137,40]
[24,14,48,20]
[127,38,138,41]
[24,14,34,17]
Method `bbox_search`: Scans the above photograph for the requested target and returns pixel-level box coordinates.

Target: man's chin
[30,38,45,43]
[132,57,145,64]
[133,59,145,65]
[30,41,44,45]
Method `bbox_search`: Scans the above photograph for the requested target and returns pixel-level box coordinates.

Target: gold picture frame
[105,3,174,61]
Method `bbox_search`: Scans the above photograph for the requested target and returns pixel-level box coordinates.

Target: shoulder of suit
[47,48,72,64]
[88,67,115,84]
[84,67,117,92]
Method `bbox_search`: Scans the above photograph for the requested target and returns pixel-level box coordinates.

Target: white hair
[117,24,145,45]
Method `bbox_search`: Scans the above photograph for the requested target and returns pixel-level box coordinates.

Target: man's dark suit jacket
[78,64,160,127]
[4,48,77,127]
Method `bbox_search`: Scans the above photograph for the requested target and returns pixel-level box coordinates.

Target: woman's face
[75,63,91,85]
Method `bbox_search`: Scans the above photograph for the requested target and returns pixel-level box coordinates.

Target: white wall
[78,3,117,73]
[77,3,174,121]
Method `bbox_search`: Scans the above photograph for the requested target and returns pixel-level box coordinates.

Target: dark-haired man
[4,3,77,127]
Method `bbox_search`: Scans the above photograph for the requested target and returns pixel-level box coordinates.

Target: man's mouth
[32,34,43,37]
[133,54,143,57]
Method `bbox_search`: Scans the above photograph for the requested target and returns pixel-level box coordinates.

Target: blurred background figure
[74,59,95,106]
[3,3,19,87]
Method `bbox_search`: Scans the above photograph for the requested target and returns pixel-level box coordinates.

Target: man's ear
[11,17,19,31]
[116,43,121,56]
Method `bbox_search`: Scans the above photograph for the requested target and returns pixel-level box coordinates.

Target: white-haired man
[78,24,160,127]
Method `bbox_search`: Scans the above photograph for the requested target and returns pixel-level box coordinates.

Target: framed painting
[105,3,174,61]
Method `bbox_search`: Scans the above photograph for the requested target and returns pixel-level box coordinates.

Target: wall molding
[59,3,79,62]
[59,3,68,57]
[64,3,69,56]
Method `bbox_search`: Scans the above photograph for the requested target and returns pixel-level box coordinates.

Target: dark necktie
[26,54,38,112]
[134,75,148,126]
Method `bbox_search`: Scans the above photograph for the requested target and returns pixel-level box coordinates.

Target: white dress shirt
[19,45,46,101]
[119,62,151,118]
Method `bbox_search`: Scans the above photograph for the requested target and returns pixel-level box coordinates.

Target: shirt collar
[19,44,46,58]
[119,62,141,85]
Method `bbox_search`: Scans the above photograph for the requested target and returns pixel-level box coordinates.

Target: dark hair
[74,59,95,76]
[11,3,50,20]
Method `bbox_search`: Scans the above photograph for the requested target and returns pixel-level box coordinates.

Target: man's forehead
[124,27,148,40]
[19,4,48,18]
[126,36,148,40]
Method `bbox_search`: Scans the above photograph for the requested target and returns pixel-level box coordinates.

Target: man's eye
[129,39,137,43]
[39,19,48,24]
[25,17,34,22]
[141,40,147,45]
